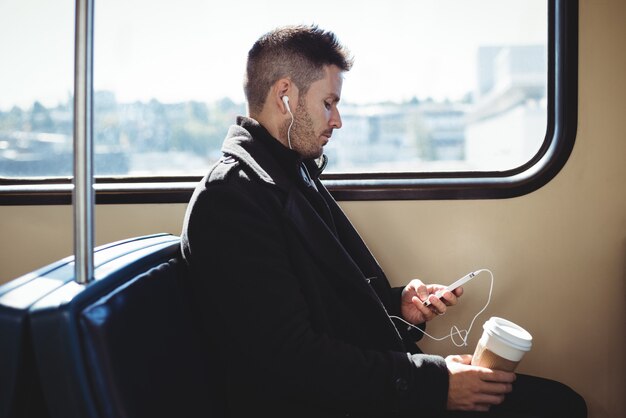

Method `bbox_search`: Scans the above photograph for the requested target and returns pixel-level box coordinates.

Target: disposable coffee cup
[471,317,532,372]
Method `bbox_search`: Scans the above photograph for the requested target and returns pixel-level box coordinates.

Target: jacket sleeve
[182,177,449,416]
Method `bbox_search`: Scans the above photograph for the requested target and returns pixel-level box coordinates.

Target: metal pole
[73,0,95,284]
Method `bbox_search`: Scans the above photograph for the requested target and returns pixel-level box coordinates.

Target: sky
[0,0,546,111]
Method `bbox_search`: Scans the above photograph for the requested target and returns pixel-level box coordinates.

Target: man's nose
[331,108,342,129]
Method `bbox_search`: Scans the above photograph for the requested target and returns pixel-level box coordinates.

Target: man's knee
[533,375,586,417]
[555,381,587,417]
[505,374,587,417]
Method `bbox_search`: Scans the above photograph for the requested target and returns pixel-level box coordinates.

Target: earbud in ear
[282,96,291,113]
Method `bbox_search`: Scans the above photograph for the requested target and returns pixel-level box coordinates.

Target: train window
[0,0,74,178]
[0,0,577,203]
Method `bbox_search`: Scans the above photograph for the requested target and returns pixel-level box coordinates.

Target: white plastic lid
[483,317,532,360]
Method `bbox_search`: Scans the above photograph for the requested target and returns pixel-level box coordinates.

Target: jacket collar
[221,116,328,192]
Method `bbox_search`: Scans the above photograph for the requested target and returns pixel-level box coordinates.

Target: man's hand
[400,279,462,324]
[445,354,516,412]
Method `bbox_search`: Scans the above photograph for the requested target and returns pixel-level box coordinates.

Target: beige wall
[0,0,624,416]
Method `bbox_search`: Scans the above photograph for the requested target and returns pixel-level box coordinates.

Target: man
[181,25,586,417]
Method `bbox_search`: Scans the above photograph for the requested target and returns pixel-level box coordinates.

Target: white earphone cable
[287,107,294,150]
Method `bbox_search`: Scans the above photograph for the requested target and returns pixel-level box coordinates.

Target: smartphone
[422,271,476,307]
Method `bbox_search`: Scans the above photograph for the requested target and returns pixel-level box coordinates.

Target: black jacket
[181,117,449,417]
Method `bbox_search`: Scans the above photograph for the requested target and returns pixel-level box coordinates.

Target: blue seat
[0,234,222,418]
[0,234,180,418]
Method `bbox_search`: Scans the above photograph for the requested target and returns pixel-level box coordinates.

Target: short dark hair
[244,25,353,115]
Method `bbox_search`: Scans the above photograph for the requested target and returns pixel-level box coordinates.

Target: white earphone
[283,96,294,149]
[282,95,291,113]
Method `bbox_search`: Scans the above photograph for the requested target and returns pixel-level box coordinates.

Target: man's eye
[324,102,331,110]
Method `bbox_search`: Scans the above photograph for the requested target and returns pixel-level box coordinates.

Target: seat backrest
[0,260,69,418]
[79,257,222,418]
[24,234,223,418]
[0,304,49,418]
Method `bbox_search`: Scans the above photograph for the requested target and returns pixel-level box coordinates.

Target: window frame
[0,0,577,205]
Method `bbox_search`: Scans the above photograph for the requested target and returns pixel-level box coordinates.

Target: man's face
[287,65,344,159]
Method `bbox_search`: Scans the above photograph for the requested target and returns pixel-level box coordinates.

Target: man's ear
[273,78,294,113]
